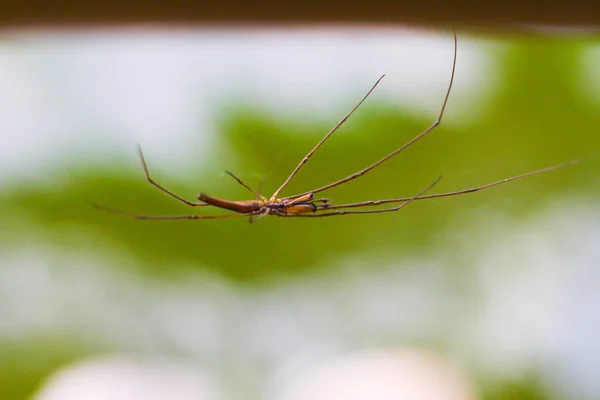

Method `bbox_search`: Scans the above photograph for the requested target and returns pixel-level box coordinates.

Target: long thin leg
[270,74,387,200]
[249,177,268,224]
[316,159,579,211]
[225,171,267,200]
[281,175,442,217]
[91,202,261,220]
[249,208,270,224]
[283,29,458,201]
[256,175,267,198]
[137,144,209,207]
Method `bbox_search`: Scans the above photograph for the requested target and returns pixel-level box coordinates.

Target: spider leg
[256,175,267,197]
[137,144,209,207]
[249,208,270,224]
[282,29,457,201]
[225,171,267,200]
[270,74,386,200]
[91,202,260,220]
[280,175,442,218]
[317,159,579,211]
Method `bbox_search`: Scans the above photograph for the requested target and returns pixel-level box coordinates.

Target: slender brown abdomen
[197,193,261,214]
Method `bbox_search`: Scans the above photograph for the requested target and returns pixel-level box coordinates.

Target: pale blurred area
[274,349,475,400]
[33,349,475,400]
[0,28,599,400]
[33,356,222,400]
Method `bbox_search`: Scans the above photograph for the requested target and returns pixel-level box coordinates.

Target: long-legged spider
[93,30,577,222]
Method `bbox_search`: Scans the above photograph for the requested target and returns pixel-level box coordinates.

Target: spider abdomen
[197,193,261,214]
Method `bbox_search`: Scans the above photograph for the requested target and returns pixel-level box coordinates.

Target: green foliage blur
[1,35,599,400]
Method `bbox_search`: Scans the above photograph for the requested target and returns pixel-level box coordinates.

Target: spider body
[197,193,317,216]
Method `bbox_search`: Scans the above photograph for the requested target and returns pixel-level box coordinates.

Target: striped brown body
[197,192,317,216]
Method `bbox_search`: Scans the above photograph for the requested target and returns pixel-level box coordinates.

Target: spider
[93,30,576,222]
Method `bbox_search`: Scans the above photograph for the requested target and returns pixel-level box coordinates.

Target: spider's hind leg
[137,144,209,207]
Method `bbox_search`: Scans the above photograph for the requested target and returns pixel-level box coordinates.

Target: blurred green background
[0,30,599,399]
